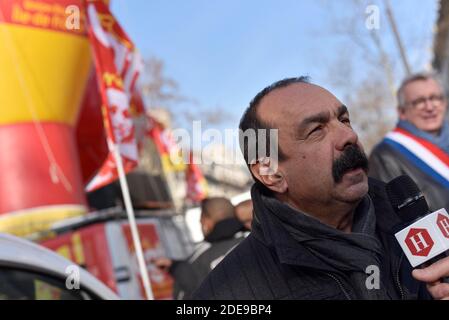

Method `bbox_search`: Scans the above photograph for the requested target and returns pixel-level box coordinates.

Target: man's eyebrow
[337,104,348,117]
[300,111,329,128]
[301,105,348,127]
[295,104,348,138]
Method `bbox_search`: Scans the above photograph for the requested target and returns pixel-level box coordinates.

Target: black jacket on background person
[369,142,449,212]
[170,217,247,300]
[193,179,431,300]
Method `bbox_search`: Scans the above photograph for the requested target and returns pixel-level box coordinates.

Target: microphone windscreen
[385,175,429,223]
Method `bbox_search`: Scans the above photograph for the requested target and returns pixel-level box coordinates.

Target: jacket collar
[250,185,343,273]
[205,217,246,243]
[251,179,404,274]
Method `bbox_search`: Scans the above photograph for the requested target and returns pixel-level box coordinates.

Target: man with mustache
[369,73,449,212]
[192,77,448,300]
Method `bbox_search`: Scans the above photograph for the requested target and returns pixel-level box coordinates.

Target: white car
[0,233,119,300]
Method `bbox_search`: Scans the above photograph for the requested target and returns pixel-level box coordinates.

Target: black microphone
[386,175,429,223]
[386,175,449,271]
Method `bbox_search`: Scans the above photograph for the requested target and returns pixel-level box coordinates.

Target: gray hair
[397,72,445,108]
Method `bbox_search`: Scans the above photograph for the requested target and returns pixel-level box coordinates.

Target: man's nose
[423,98,437,112]
[335,122,358,151]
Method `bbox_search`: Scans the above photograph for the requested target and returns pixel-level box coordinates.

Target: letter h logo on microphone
[437,214,449,238]
[405,228,434,257]
[396,209,449,267]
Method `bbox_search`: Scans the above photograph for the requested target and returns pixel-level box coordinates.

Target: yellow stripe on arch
[0,204,87,237]
[0,23,91,126]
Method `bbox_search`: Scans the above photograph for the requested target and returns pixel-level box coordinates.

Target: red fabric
[185,152,207,202]
[0,123,86,214]
[76,70,109,185]
[147,119,169,156]
[84,0,143,191]
[394,127,449,166]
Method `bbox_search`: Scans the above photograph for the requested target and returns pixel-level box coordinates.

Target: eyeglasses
[405,94,446,110]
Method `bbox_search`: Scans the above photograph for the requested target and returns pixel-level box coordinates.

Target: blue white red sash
[383,127,449,188]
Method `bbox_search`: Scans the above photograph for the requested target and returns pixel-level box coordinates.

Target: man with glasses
[369,72,449,211]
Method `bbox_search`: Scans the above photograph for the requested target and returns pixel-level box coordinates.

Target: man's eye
[309,125,323,136]
[341,118,351,125]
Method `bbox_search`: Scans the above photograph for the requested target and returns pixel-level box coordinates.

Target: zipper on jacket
[326,273,351,300]
[395,253,405,300]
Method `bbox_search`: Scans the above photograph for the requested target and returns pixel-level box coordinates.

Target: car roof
[0,233,119,300]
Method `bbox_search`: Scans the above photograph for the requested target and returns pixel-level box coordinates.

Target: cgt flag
[84,0,143,192]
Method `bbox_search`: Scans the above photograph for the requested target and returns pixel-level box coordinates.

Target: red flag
[147,117,186,173]
[147,117,169,155]
[185,152,208,202]
[84,0,143,192]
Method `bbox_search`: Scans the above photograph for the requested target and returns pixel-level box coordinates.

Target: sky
[111,0,439,131]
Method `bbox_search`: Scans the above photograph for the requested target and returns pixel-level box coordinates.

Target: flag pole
[111,142,154,300]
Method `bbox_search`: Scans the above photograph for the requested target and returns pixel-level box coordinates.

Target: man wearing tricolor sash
[369,73,449,211]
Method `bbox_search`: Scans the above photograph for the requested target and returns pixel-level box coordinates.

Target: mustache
[332,144,368,183]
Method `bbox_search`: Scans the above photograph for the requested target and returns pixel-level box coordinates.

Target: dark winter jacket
[170,217,247,299]
[193,179,431,300]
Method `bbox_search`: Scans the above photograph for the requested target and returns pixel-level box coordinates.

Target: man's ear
[250,158,287,194]
[201,216,214,236]
[398,106,407,120]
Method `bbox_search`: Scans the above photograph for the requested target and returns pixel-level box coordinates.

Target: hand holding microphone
[386,175,449,299]
[412,256,449,299]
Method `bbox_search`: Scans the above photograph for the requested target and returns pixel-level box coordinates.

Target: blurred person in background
[154,197,246,299]
[235,199,253,231]
[369,73,449,211]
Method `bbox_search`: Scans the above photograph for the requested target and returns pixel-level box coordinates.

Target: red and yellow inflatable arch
[0,0,107,236]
